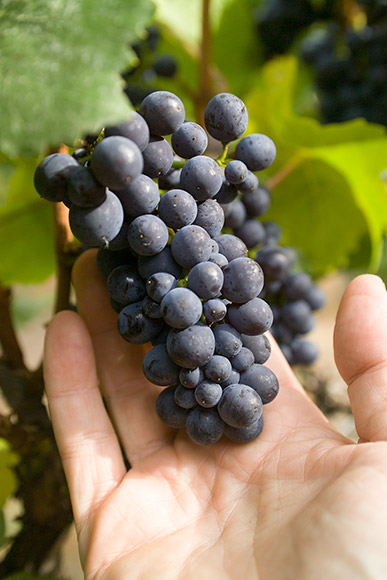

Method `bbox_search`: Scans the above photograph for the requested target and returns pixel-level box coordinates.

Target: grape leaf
[0,159,55,284]
[244,56,387,272]
[0,438,18,509]
[212,0,263,96]
[0,0,154,157]
[265,158,368,276]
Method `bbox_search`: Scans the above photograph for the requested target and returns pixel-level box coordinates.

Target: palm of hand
[44,252,387,580]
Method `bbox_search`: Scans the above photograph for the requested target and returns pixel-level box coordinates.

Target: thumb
[334,274,387,442]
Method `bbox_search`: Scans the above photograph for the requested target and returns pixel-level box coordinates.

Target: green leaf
[265,158,368,276]
[0,438,18,509]
[212,0,263,96]
[244,56,387,272]
[153,0,230,46]
[0,0,154,157]
[0,158,56,284]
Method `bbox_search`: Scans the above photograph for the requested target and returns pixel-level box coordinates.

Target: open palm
[44,251,387,580]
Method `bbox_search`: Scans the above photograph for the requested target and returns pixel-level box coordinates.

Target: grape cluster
[122,25,179,107]
[34,90,284,446]
[254,0,336,58]
[301,6,387,126]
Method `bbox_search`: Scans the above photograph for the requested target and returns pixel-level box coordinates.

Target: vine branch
[0,284,26,371]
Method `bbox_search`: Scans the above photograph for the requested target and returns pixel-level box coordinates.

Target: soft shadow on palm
[44,251,387,580]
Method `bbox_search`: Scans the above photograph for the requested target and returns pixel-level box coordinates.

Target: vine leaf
[245,56,387,273]
[0,0,154,157]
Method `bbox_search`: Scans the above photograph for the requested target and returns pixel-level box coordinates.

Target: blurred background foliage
[0,0,386,577]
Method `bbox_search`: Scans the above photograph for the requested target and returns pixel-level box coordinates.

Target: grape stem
[216,143,229,166]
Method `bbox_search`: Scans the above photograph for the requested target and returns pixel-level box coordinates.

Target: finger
[334,274,387,442]
[263,335,336,437]
[72,250,173,466]
[44,310,126,530]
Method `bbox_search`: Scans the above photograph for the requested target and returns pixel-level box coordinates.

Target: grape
[218,384,262,428]
[225,160,248,185]
[155,386,188,428]
[139,90,185,136]
[67,166,106,208]
[138,246,182,280]
[187,262,224,300]
[90,136,143,191]
[171,121,208,159]
[186,407,224,445]
[282,272,314,301]
[222,257,264,303]
[237,171,259,194]
[194,382,223,408]
[141,296,162,319]
[305,285,326,310]
[235,220,266,249]
[262,220,282,244]
[220,369,240,388]
[34,153,79,202]
[241,334,271,364]
[213,323,243,358]
[127,215,169,256]
[105,222,130,252]
[203,298,227,323]
[223,199,247,230]
[107,265,146,304]
[180,155,223,201]
[151,326,170,346]
[96,247,136,278]
[281,300,314,334]
[224,414,264,443]
[146,272,177,303]
[215,180,238,204]
[69,190,124,247]
[179,367,204,389]
[104,111,150,152]
[227,297,273,336]
[242,186,271,217]
[240,364,279,404]
[166,324,215,368]
[117,301,164,344]
[235,133,276,171]
[204,355,232,383]
[291,338,319,365]
[230,347,254,372]
[193,199,225,237]
[214,234,248,262]
[158,189,198,229]
[174,384,197,409]
[256,246,291,282]
[160,287,203,329]
[142,136,174,178]
[154,54,178,78]
[171,225,213,269]
[158,168,181,190]
[115,174,160,218]
[204,93,248,142]
[208,253,229,269]
[142,344,180,386]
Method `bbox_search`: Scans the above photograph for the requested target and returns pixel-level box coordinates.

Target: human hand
[44,250,387,580]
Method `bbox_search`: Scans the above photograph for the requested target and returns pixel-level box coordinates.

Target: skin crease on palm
[43,249,387,580]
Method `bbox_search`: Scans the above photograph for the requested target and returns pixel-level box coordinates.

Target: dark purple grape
[240,364,279,404]
[218,384,262,428]
[171,121,208,159]
[105,112,150,152]
[186,407,224,445]
[235,133,276,171]
[142,344,180,386]
[139,91,185,136]
[227,297,273,336]
[90,136,143,191]
[156,386,188,428]
[34,153,79,202]
[204,93,248,143]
